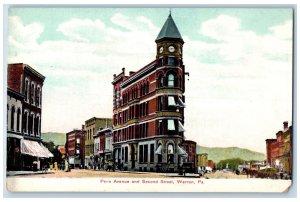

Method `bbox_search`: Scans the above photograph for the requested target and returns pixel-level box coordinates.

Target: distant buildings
[94,128,113,168]
[7,63,53,171]
[84,117,112,168]
[65,126,85,168]
[182,140,197,171]
[266,121,292,174]
[111,13,196,172]
[197,153,208,168]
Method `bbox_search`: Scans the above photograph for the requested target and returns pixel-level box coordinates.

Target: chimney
[283,121,288,130]
[122,67,125,74]
[113,74,116,78]
[82,125,85,130]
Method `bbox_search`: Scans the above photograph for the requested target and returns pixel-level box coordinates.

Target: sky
[6,7,293,153]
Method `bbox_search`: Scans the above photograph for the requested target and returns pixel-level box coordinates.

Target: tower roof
[155,13,183,42]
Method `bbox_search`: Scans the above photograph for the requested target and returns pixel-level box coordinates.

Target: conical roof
[155,13,183,42]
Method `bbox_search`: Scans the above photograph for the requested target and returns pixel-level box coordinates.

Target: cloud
[8,12,292,153]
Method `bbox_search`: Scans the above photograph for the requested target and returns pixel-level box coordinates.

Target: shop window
[139,145,143,163]
[150,144,154,163]
[144,145,148,163]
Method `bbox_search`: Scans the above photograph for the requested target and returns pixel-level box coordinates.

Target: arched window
[25,80,29,101]
[17,108,21,132]
[158,74,164,88]
[35,116,40,136]
[7,105,9,128]
[23,111,28,133]
[29,114,34,135]
[146,81,149,94]
[31,83,35,104]
[167,144,174,163]
[36,87,40,107]
[168,73,175,87]
[10,106,15,131]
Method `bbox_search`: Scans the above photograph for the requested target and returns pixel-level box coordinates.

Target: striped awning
[21,139,53,158]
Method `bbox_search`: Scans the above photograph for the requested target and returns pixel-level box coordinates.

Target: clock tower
[155,13,184,59]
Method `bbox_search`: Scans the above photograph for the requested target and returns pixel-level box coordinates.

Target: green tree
[217,158,245,170]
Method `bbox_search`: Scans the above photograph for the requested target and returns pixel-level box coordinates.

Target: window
[23,111,28,133]
[150,144,154,163]
[158,96,163,111]
[144,145,148,163]
[125,147,128,163]
[139,145,143,163]
[36,87,40,107]
[167,144,174,163]
[122,147,125,160]
[16,108,21,131]
[25,80,29,101]
[76,149,80,154]
[35,116,40,136]
[168,74,175,87]
[10,106,15,131]
[158,120,163,135]
[168,120,175,131]
[168,57,175,66]
[31,83,35,104]
[76,138,80,144]
[168,96,176,106]
[158,58,164,67]
[158,75,164,87]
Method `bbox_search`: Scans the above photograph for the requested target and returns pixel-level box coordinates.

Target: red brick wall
[8,64,23,93]
[148,120,156,137]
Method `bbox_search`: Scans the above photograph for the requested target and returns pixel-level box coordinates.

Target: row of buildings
[65,118,112,169]
[266,121,292,175]
[65,13,198,172]
[6,63,53,171]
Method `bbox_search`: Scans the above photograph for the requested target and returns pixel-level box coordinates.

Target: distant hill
[196,145,266,163]
[41,132,66,146]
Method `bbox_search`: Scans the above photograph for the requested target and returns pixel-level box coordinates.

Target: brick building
[266,121,292,175]
[84,117,112,168]
[94,128,113,168]
[7,63,53,171]
[182,140,197,172]
[65,126,85,168]
[111,13,196,172]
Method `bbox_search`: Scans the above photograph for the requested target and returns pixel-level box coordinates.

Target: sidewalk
[6,170,55,176]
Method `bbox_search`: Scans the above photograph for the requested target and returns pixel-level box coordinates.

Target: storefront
[21,139,53,171]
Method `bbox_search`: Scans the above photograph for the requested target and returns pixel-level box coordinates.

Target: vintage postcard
[5,6,294,193]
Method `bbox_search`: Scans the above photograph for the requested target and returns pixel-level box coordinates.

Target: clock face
[168,45,175,53]
[159,47,164,53]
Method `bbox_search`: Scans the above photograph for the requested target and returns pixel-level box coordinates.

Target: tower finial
[169,8,171,16]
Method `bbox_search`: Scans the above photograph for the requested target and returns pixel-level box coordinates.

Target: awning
[21,139,53,158]
[178,146,188,157]
[178,121,185,132]
[155,145,162,155]
[178,97,186,108]
[39,142,54,157]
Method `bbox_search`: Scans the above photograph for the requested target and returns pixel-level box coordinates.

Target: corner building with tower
[112,14,196,172]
